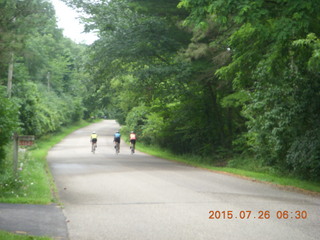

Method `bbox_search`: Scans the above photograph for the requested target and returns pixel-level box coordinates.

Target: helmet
[92,131,96,134]
[131,131,134,133]
[116,131,119,133]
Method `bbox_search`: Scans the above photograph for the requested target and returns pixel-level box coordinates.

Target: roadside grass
[0,119,99,204]
[0,230,51,240]
[136,143,320,194]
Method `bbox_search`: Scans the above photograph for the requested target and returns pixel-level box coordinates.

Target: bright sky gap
[51,0,98,44]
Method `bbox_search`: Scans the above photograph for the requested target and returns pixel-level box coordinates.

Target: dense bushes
[0,88,19,166]
[12,82,84,137]
[0,0,87,167]
[287,128,320,181]
[67,0,320,181]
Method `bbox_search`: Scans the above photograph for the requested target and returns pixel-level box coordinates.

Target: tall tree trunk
[7,52,14,98]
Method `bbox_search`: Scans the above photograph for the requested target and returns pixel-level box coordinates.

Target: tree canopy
[1,0,319,181]
[179,0,320,179]
[0,0,87,166]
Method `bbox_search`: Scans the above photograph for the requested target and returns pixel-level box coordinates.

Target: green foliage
[293,33,320,72]
[0,230,52,240]
[0,0,57,71]
[12,82,84,137]
[0,120,92,204]
[125,104,169,145]
[125,105,148,140]
[63,0,320,181]
[0,149,45,202]
[138,143,320,193]
[0,88,19,164]
[70,0,242,157]
[142,111,167,145]
[287,128,320,181]
[243,79,299,161]
[177,0,320,180]
[0,0,88,175]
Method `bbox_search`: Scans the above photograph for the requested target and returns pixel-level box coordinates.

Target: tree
[179,0,320,179]
[0,0,57,96]
[0,87,18,166]
[1,0,87,137]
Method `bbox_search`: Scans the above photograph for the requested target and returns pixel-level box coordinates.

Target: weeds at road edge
[136,143,320,194]
[0,230,52,240]
[0,120,98,204]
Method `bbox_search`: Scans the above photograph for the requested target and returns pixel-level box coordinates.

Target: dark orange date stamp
[209,210,308,220]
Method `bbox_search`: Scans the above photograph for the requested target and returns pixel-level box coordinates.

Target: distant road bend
[48,120,320,240]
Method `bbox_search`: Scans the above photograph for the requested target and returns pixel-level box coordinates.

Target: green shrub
[0,88,19,166]
[287,128,320,181]
[125,105,149,140]
[13,82,84,137]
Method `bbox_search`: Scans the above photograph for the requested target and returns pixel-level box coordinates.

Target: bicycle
[114,142,120,154]
[130,142,135,154]
[91,142,97,154]
[129,131,136,155]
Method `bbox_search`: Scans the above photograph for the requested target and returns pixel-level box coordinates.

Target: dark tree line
[0,0,87,164]
[66,0,320,180]
[2,0,319,181]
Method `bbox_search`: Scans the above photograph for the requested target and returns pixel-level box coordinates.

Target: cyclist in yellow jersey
[90,131,98,152]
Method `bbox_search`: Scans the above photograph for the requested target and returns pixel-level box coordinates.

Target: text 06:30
[208,210,308,220]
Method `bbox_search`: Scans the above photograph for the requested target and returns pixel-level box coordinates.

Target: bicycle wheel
[92,143,96,154]
[115,142,120,154]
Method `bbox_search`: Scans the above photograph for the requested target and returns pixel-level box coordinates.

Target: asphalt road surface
[48,120,320,240]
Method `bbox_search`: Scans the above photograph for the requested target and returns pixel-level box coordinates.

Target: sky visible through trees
[1,0,320,181]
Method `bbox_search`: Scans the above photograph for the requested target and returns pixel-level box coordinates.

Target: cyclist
[129,131,136,153]
[113,131,121,153]
[90,131,98,152]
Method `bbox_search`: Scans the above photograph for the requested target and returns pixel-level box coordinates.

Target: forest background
[1,0,320,184]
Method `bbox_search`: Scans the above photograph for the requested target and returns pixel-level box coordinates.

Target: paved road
[48,120,320,240]
[0,203,68,239]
